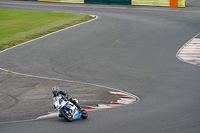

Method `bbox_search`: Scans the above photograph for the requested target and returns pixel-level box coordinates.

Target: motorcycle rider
[52,86,81,117]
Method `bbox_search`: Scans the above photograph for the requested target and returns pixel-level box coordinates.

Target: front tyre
[60,109,73,122]
[81,109,88,119]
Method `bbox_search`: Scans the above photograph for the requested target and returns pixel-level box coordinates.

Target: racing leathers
[53,90,81,110]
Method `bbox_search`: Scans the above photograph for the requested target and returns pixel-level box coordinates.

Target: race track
[0,1,200,133]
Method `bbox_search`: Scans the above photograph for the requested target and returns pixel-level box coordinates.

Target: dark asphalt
[0,1,200,133]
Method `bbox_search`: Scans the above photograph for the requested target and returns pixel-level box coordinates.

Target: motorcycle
[53,96,88,122]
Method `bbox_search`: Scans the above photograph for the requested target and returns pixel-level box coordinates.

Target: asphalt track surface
[0,1,200,133]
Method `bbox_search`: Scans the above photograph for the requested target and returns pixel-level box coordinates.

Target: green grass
[0,9,93,51]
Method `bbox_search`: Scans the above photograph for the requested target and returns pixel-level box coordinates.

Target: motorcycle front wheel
[60,109,73,122]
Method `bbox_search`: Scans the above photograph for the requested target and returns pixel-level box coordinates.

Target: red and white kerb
[177,38,200,66]
[84,91,137,111]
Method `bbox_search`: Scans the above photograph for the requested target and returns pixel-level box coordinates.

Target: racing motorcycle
[53,96,88,122]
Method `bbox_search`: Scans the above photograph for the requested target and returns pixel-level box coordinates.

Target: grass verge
[0,8,93,51]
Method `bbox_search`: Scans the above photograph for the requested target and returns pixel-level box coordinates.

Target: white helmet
[52,86,59,96]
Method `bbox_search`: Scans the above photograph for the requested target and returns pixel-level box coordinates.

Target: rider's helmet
[52,86,59,96]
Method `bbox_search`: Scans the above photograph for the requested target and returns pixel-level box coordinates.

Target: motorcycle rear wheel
[81,109,88,119]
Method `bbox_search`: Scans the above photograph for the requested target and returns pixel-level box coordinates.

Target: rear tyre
[81,109,88,119]
[60,109,73,122]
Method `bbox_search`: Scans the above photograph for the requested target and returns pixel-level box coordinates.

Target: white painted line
[192,38,200,40]
[188,62,200,64]
[186,44,200,45]
[178,55,200,57]
[179,57,200,60]
[186,59,200,60]
[95,104,112,109]
[179,49,200,51]
[110,91,127,95]
[190,40,200,42]
[189,40,200,42]
[37,113,58,119]
[180,49,200,50]
[187,45,200,46]
[188,42,200,43]
[184,45,200,47]
[190,42,200,43]
[190,41,200,42]
[182,48,200,50]
[179,52,200,53]
[182,47,200,49]
[117,98,136,104]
